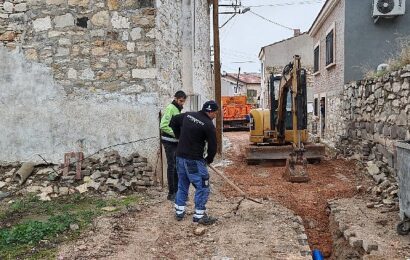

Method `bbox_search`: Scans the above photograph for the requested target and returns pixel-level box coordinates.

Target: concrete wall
[345,0,410,83]
[260,34,314,110]
[0,0,212,169]
[262,33,314,68]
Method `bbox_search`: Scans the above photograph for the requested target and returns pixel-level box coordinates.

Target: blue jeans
[175,157,210,217]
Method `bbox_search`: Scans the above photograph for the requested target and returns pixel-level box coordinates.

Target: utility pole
[213,0,222,155]
[235,67,241,94]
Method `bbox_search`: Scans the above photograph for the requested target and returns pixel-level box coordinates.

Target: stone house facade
[0,0,213,172]
[309,0,410,144]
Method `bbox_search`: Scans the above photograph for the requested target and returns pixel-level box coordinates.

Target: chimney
[293,29,301,37]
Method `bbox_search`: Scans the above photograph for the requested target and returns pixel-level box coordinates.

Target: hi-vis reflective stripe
[161,136,178,142]
[194,209,205,219]
[195,209,205,214]
[175,204,185,213]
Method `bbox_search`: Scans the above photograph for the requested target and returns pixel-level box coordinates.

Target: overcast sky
[217,0,325,73]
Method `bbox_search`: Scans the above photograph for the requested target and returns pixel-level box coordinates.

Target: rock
[91,171,102,180]
[343,229,356,240]
[382,199,394,205]
[362,240,378,253]
[114,183,127,193]
[48,172,59,181]
[367,163,380,176]
[78,245,87,251]
[91,11,110,27]
[33,16,52,32]
[378,180,390,190]
[106,178,119,186]
[366,203,375,208]
[59,187,69,196]
[0,192,10,201]
[372,173,385,184]
[349,236,363,248]
[5,178,12,183]
[54,13,74,28]
[83,176,91,183]
[5,168,16,177]
[26,185,42,193]
[40,186,53,195]
[70,224,79,231]
[3,2,13,12]
[193,227,206,236]
[38,193,51,201]
[87,180,100,190]
[76,183,88,194]
[36,168,53,175]
[101,206,117,212]
[0,181,6,189]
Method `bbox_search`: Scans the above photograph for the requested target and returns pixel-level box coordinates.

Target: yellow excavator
[246,55,325,182]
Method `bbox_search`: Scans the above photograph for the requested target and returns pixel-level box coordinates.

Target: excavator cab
[247,55,325,182]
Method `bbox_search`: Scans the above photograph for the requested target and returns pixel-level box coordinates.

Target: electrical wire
[242,0,324,8]
[248,10,294,31]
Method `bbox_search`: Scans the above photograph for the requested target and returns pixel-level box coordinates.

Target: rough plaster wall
[312,0,345,96]
[263,33,314,68]
[192,0,212,105]
[0,49,159,167]
[156,0,183,106]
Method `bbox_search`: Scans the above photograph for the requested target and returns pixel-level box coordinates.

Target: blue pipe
[312,249,324,260]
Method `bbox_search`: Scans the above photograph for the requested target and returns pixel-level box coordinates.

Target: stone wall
[322,65,410,189]
[337,66,410,168]
[0,0,213,171]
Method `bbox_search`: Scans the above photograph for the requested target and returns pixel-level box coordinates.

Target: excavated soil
[221,132,372,258]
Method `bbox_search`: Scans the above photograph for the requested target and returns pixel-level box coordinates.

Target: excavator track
[246,143,325,165]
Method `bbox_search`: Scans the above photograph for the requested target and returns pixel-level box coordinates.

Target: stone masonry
[324,65,410,197]
[0,0,213,171]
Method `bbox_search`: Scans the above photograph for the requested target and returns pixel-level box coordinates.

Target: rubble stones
[0,150,154,200]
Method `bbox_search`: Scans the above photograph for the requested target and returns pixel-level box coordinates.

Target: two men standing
[160,91,219,226]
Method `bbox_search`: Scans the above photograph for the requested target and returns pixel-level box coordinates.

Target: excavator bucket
[283,148,310,183]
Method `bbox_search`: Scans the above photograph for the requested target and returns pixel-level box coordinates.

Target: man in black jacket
[170,100,218,225]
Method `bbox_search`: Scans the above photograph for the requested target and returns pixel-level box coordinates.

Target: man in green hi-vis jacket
[160,90,187,201]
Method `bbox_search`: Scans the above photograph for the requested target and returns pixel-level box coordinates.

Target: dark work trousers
[163,141,178,195]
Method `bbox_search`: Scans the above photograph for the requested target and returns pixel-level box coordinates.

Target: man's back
[171,111,217,164]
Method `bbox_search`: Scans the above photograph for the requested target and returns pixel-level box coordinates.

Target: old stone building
[309,0,410,143]
[0,0,213,172]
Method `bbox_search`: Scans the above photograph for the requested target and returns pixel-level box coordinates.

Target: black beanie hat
[202,100,219,112]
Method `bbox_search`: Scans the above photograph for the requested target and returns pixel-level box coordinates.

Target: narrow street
[56,131,410,259]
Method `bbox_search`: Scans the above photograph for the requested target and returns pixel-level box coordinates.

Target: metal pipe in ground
[209,165,262,204]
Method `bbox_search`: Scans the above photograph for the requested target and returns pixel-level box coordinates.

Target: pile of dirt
[220,132,373,258]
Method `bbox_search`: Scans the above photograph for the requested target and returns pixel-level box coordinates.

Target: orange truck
[222,96,252,130]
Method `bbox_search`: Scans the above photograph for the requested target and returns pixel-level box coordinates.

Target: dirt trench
[220,132,372,258]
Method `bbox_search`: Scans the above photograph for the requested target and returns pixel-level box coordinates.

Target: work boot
[175,212,185,221]
[193,213,217,225]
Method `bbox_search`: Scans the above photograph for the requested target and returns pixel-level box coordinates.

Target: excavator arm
[276,55,310,182]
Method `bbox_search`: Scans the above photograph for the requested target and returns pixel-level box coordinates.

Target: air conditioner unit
[373,0,406,17]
